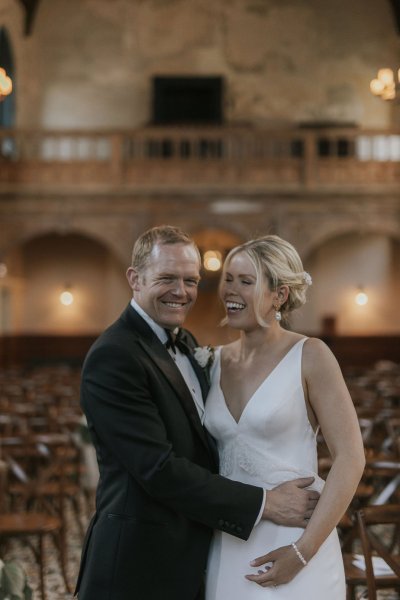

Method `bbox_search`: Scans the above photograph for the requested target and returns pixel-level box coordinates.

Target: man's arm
[82,343,262,540]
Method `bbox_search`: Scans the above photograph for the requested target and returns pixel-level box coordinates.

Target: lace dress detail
[219,435,325,493]
[204,340,345,600]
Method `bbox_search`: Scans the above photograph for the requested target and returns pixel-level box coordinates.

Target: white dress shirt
[130,299,205,423]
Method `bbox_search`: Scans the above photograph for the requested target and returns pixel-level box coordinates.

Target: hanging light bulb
[370,67,399,101]
[378,68,394,85]
[355,286,368,306]
[203,250,222,272]
[60,284,74,306]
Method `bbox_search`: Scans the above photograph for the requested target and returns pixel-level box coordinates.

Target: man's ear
[126,267,141,291]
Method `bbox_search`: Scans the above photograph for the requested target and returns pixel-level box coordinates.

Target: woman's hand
[245,543,307,588]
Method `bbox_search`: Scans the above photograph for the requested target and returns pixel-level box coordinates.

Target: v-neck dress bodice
[204,340,345,599]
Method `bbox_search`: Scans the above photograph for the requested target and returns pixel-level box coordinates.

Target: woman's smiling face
[220,251,276,331]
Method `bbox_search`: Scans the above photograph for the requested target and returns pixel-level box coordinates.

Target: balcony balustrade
[0,126,400,191]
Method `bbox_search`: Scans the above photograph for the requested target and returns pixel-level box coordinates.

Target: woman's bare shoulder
[303,336,341,373]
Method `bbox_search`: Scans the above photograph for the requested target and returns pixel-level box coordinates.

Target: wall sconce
[59,284,74,306]
[370,68,399,101]
[354,286,368,306]
[0,67,12,101]
[203,250,222,272]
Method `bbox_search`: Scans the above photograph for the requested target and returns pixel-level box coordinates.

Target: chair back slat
[356,504,400,600]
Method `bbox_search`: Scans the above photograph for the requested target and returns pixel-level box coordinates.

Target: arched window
[0,27,15,128]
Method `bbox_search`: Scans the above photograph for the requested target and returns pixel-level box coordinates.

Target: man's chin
[164,319,186,330]
[159,308,190,328]
[158,312,184,327]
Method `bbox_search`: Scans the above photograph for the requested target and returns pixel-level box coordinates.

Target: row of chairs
[0,366,87,599]
[0,431,92,599]
[338,361,400,598]
[1,361,399,599]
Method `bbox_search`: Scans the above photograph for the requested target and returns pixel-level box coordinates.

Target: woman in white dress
[204,235,365,599]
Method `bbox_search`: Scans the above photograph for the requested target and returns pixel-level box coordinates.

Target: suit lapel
[121,305,213,458]
[138,337,214,458]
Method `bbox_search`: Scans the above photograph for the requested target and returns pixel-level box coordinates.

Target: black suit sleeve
[82,342,263,540]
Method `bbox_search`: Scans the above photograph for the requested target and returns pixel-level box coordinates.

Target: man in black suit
[75,225,317,600]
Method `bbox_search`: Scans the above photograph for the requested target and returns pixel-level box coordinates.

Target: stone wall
[2,0,399,129]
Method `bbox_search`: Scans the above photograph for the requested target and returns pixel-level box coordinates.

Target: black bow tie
[164,328,191,355]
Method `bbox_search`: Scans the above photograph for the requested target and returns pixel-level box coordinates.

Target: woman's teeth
[226,301,245,311]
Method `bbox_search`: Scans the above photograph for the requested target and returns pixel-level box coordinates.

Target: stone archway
[300,221,400,262]
[0,230,131,336]
[281,206,400,262]
[290,228,400,337]
[0,215,143,268]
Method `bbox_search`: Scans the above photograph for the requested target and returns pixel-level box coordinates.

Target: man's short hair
[131,225,200,271]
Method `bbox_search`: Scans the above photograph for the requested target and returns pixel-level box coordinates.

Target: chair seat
[344,553,400,587]
[366,459,400,475]
[10,481,80,497]
[0,512,61,535]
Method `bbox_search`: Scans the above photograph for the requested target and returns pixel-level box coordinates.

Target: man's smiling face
[127,242,201,329]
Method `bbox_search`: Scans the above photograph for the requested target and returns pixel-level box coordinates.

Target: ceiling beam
[17,0,41,36]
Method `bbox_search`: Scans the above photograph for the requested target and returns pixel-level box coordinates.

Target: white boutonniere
[193,345,215,369]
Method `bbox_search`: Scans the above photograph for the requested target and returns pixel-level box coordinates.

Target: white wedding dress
[204,339,346,599]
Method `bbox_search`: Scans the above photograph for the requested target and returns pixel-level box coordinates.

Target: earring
[274,304,282,322]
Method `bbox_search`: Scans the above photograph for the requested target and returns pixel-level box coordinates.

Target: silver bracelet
[291,542,307,566]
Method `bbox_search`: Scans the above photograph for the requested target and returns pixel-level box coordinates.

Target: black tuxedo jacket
[75,304,263,600]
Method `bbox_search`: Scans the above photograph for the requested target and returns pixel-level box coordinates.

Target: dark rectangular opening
[152,76,223,125]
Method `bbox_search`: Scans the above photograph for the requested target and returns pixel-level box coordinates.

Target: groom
[75,225,318,600]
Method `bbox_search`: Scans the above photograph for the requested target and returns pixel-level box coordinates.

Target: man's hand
[262,477,319,527]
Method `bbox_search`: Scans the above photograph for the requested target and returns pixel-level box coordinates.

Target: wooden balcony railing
[1,126,400,190]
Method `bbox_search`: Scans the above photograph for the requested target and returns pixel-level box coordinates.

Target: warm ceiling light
[0,67,12,100]
[355,287,368,306]
[378,68,394,85]
[370,78,385,95]
[60,288,74,306]
[370,67,399,101]
[203,250,222,272]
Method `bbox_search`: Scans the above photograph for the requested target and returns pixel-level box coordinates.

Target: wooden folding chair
[386,417,400,459]
[0,448,72,599]
[6,439,85,537]
[344,504,400,600]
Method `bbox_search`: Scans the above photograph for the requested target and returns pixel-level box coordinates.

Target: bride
[204,235,365,599]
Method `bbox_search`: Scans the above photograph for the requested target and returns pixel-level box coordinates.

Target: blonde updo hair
[223,235,311,327]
